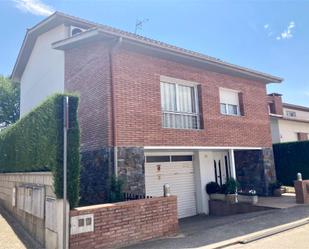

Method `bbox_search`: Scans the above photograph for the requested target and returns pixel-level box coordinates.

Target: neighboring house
[268,93,309,143]
[12,12,283,218]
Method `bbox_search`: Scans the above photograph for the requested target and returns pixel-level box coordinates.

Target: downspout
[109,36,123,177]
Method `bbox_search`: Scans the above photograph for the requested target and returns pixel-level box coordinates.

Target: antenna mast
[134,18,149,34]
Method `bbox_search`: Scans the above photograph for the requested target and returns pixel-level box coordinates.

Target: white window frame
[160,76,200,130]
[219,88,241,116]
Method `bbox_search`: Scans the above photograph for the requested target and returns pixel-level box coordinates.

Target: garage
[145,154,197,218]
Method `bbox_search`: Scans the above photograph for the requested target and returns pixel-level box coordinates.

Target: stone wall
[69,196,178,249]
[79,148,114,205]
[117,147,145,195]
[234,148,276,195]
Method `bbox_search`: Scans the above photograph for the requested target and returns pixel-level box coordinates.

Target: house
[12,12,283,218]
[268,93,309,143]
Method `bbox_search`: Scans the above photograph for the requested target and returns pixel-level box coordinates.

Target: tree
[0,75,20,129]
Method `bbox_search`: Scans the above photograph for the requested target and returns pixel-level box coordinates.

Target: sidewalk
[0,206,41,249]
[0,212,26,249]
[124,205,309,249]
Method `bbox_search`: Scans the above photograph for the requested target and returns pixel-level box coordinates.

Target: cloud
[277,21,295,40]
[13,0,54,16]
[264,24,269,29]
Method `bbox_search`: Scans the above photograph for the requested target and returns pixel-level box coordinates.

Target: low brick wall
[69,196,178,249]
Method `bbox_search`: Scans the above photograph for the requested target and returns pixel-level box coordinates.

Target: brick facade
[113,45,272,147]
[65,41,273,149]
[65,41,113,151]
[69,196,178,249]
[267,93,283,115]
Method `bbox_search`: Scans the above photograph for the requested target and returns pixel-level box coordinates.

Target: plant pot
[225,194,237,204]
[273,188,283,197]
[238,195,258,204]
[209,193,226,201]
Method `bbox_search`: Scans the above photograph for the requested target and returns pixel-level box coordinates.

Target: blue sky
[1,0,308,106]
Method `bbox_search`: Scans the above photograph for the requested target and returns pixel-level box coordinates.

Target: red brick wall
[112,45,273,147]
[69,196,178,249]
[65,41,113,151]
[267,94,283,115]
[64,41,273,149]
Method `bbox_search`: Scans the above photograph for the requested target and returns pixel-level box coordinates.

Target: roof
[283,103,309,112]
[11,11,283,84]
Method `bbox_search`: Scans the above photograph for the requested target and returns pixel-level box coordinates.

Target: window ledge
[162,127,204,131]
[220,113,245,117]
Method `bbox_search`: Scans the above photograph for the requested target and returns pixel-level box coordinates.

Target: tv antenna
[134,18,149,34]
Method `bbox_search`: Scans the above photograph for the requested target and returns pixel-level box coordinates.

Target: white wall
[270,118,281,143]
[20,25,68,116]
[195,150,230,214]
[283,107,309,121]
[278,119,309,142]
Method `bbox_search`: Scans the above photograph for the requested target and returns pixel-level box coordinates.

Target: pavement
[0,211,26,249]
[225,224,309,249]
[124,205,309,249]
[0,206,41,249]
[255,193,301,209]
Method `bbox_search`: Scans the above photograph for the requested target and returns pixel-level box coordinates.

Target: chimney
[267,93,283,115]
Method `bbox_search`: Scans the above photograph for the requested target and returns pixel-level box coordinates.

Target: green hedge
[273,141,309,186]
[0,94,80,207]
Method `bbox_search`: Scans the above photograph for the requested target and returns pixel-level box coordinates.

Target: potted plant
[269,181,283,197]
[206,182,226,201]
[224,178,240,204]
[238,189,258,204]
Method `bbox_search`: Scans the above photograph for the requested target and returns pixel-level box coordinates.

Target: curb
[200,218,309,249]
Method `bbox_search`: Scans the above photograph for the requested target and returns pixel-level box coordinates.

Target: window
[297,132,308,141]
[161,80,200,129]
[286,110,296,117]
[219,88,241,116]
[146,155,193,163]
[146,156,170,163]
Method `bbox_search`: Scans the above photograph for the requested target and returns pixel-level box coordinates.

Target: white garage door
[145,154,197,218]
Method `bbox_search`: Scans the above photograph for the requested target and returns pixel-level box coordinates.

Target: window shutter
[238,92,245,116]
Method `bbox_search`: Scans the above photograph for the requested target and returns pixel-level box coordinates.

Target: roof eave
[53,28,283,84]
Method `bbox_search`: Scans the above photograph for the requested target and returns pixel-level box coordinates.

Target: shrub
[225,178,240,194]
[206,182,220,195]
[0,94,80,207]
[273,141,309,186]
[269,180,282,192]
[109,177,124,203]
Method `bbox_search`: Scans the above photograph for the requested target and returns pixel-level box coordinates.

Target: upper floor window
[286,110,296,117]
[219,88,241,116]
[160,79,200,129]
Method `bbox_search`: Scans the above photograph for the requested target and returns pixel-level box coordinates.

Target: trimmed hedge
[273,141,309,186]
[0,94,80,207]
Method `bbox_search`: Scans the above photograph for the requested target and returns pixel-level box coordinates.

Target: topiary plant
[225,178,240,194]
[206,181,220,195]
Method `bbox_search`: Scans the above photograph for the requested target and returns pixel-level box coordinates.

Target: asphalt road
[226,224,309,249]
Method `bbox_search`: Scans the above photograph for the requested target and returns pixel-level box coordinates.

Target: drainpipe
[109,37,123,177]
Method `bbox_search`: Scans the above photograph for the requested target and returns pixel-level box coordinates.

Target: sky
[0,0,308,106]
